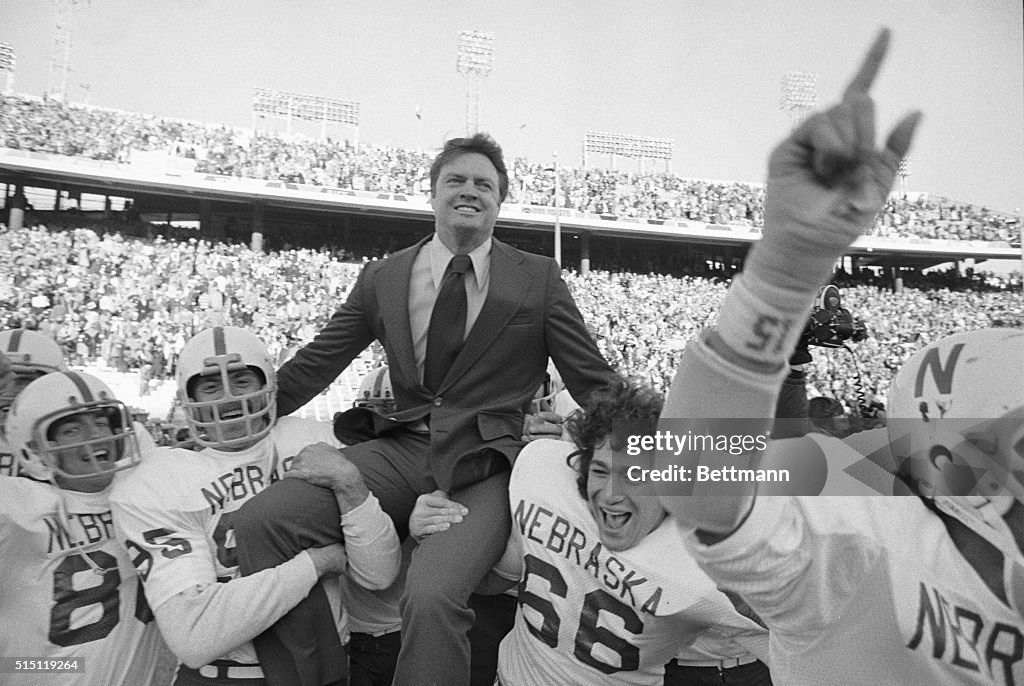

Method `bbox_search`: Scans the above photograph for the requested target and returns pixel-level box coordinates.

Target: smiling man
[110,326,400,686]
[0,370,164,685]
[233,133,616,686]
[497,376,771,685]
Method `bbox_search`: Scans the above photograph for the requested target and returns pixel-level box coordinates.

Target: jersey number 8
[50,551,152,647]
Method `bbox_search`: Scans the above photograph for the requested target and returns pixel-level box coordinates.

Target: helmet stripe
[213,327,227,356]
[62,371,95,401]
[373,368,386,397]
[6,329,22,353]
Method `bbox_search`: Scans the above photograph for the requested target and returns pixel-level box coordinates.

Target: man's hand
[409,490,468,541]
[522,411,565,442]
[305,543,348,578]
[749,28,922,293]
[285,442,370,514]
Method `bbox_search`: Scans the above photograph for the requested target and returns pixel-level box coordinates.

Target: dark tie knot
[447,254,472,277]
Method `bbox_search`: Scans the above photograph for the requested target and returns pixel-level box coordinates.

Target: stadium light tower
[897,156,911,199]
[0,43,15,95]
[47,0,85,101]
[780,70,818,129]
[456,30,494,135]
[552,151,562,267]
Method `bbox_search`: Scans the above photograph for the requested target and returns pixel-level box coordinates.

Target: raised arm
[658,29,920,538]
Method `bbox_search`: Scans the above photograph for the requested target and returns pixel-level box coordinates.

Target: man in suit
[234,133,615,686]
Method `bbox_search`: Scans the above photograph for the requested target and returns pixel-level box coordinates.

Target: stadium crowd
[2,93,1018,243]
[1,219,1018,428]
[3,33,1023,685]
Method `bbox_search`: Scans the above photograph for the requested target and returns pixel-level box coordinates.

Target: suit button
[433,397,443,407]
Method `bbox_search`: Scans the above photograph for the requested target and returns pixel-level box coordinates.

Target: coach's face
[586,441,667,552]
[430,152,501,253]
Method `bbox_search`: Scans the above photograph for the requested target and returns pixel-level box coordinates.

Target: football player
[110,326,400,685]
[493,376,771,685]
[353,365,397,413]
[0,328,66,477]
[0,369,165,685]
[653,28,1024,686]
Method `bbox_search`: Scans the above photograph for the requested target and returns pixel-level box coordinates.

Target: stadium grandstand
[0,72,1020,440]
[2,4,1022,684]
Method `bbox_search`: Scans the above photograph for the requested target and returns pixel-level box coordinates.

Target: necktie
[424,254,473,391]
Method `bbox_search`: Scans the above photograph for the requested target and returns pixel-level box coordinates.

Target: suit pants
[234,429,513,686]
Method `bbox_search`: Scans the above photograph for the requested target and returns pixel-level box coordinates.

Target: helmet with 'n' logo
[887,328,1024,501]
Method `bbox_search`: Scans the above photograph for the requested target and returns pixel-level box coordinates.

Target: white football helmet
[5,371,140,485]
[531,361,564,414]
[0,329,66,428]
[887,328,1024,501]
[177,326,277,450]
[354,366,396,413]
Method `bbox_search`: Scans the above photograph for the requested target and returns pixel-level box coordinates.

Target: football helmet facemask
[5,371,140,487]
[354,365,396,413]
[531,361,564,414]
[177,326,277,450]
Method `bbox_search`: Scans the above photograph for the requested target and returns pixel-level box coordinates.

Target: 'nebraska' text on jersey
[110,416,339,667]
[498,439,767,686]
[688,493,1024,685]
[0,477,164,686]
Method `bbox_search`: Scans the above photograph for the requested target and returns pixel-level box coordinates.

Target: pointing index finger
[843,28,890,100]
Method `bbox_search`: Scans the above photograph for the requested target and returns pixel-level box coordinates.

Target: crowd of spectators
[2,93,1018,243]
[2,220,1018,434]
[0,221,363,380]
[565,268,1020,415]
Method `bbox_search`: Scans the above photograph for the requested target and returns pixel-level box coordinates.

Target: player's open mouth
[87,449,111,463]
[454,205,480,214]
[600,508,631,530]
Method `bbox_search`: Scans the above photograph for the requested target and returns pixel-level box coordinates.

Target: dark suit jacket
[276,236,614,490]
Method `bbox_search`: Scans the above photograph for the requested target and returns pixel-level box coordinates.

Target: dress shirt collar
[427,234,491,292]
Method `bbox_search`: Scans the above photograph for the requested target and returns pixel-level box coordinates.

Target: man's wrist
[333,481,370,514]
[744,213,843,295]
[714,273,815,370]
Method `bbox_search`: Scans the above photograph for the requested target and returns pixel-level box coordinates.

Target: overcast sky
[4,0,1022,214]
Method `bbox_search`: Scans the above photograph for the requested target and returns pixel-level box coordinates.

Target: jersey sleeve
[684,495,884,639]
[341,491,400,590]
[151,553,318,668]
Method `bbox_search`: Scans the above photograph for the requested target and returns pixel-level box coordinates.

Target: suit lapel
[441,239,532,389]
[379,236,428,390]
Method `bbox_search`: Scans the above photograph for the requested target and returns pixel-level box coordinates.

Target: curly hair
[565,375,664,500]
[428,132,509,202]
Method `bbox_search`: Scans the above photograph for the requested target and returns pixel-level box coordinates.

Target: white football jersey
[498,440,767,686]
[110,416,341,667]
[0,477,165,686]
[687,493,1024,685]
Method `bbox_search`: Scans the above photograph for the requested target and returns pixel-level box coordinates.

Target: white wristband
[715,273,815,364]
